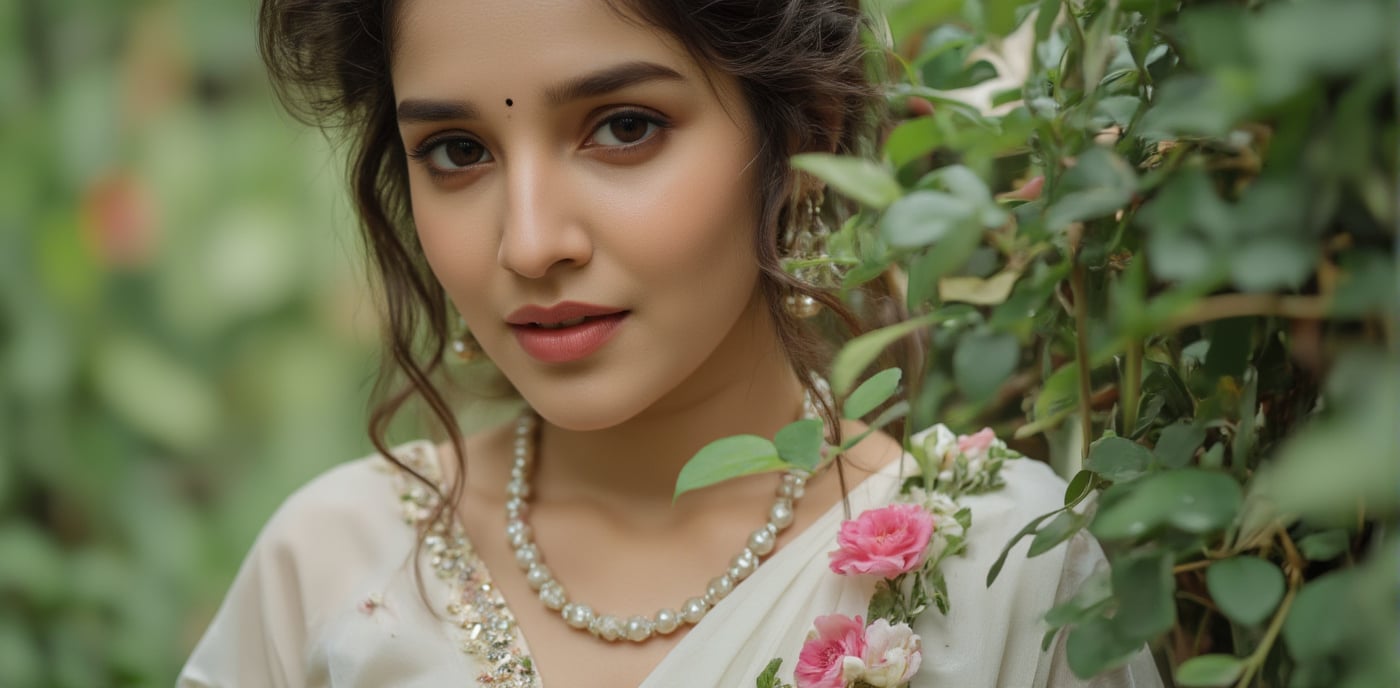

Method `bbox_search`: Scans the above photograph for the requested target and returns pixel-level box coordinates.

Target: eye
[410,136,493,175]
[588,112,666,148]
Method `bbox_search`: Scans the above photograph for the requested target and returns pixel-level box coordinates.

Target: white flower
[860,619,922,686]
[921,492,963,536]
[841,656,868,685]
[920,424,960,471]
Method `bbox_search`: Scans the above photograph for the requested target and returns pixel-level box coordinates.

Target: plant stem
[1232,586,1298,688]
[1166,294,1330,330]
[1070,260,1094,460]
[1122,338,1142,434]
[1172,559,1213,574]
[1276,527,1306,585]
[783,256,857,270]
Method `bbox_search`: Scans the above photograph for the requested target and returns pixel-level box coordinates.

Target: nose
[496,155,592,279]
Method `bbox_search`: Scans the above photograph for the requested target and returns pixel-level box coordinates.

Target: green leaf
[981,0,1025,35]
[885,117,941,170]
[1283,570,1356,663]
[842,260,890,289]
[756,658,783,688]
[1139,75,1250,138]
[879,190,976,247]
[1045,147,1137,230]
[774,419,824,472]
[1095,95,1141,129]
[1091,469,1243,541]
[1175,654,1245,687]
[867,579,900,622]
[1206,556,1285,626]
[1064,469,1095,506]
[1112,550,1176,639]
[928,165,994,204]
[1247,0,1391,88]
[1044,568,1113,630]
[1029,509,1088,557]
[987,508,1062,586]
[839,400,910,452]
[92,334,221,452]
[1296,530,1350,562]
[0,524,67,608]
[1065,616,1148,679]
[905,223,982,309]
[843,367,902,420]
[1035,362,1082,420]
[1034,0,1060,42]
[1228,238,1316,292]
[1258,370,1399,521]
[940,270,1021,306]
[1085,436,1153,482]
[0,620,43,687]
[675,435,783,499]
[885,0,964,46]
[831,313,940,396]
[1330,250,1398,317]
[791,153,901,209]
[953,330,1019,401]
[1153,422,1206,469]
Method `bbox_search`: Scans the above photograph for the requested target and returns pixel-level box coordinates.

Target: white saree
[179,439,1162,688]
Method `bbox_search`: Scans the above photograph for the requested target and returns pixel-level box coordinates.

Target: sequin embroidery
[383,442,540,688]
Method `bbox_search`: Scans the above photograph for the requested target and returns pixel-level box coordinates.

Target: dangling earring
[782,186,834,319]
[451,317,484,362]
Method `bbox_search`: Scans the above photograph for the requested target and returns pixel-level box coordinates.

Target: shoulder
[216,441,442,599]
[181,441,440,685]
[257,441,439,546]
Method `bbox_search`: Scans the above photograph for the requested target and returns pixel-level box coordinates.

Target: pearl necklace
[503,406,816,643]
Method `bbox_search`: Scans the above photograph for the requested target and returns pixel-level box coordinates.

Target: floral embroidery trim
[759,424,1016,688]
[383,442,541,688]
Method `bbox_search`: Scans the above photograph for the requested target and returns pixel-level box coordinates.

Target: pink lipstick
[506,301,629,363]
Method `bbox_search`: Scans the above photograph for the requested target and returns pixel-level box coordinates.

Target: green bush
[2,1,377,684]
[807,0,1397,685]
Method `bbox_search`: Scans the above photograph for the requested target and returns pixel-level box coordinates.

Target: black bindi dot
[505,98,514,107]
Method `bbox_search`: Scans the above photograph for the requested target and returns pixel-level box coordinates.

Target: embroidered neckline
[383,442,541,688]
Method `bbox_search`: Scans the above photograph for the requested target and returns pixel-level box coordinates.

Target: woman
[180,1,1161,686]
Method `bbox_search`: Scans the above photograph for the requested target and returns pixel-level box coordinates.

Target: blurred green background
[2,1,384,683]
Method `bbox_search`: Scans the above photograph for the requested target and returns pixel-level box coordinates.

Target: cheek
[597,146,761,288]
[408,185,497,300]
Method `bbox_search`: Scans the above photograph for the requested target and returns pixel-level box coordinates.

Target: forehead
[390,0,698,99]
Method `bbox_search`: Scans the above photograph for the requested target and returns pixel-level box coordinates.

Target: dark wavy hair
[258,0,885,529]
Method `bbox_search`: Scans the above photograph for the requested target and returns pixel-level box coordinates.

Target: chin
[527,397,643,432]
[509,375,660,432]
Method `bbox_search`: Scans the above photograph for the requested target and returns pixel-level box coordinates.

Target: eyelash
[407,108,672,181]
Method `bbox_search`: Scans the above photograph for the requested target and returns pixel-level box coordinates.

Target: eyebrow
[544,60,684,105]
[396,60,685,124]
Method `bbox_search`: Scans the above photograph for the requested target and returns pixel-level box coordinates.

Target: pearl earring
[782,187,834,319]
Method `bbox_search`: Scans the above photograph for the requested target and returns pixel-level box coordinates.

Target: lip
[506,301,627,326]
[506,301,629,364]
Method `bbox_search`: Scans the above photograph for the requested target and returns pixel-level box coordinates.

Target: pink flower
[795,614,867,688]
[957,427,997,459]
[860,619,923,686]
[828,503,936,578]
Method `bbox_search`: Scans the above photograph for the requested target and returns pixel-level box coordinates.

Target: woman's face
[392,0,773,430]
